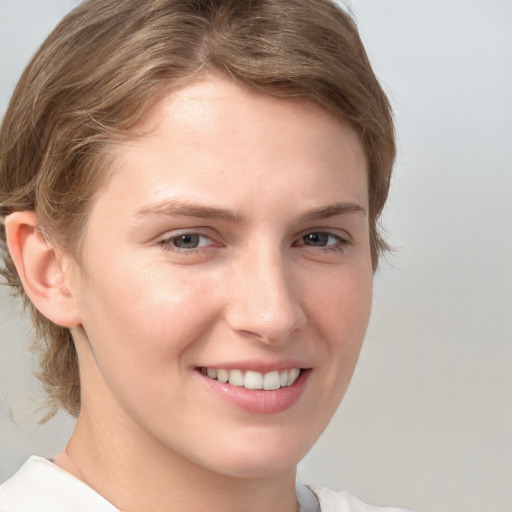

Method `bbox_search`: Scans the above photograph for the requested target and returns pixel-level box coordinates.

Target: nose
[224,247,306,345]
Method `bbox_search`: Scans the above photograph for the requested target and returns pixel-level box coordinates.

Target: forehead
[130,76,357,148]
[96,75,368,218]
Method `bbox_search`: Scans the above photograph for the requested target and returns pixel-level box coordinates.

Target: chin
[192,428,315,480]
[209,453,300,480]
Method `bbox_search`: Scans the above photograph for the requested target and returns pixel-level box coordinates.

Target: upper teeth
[203,368,301,390]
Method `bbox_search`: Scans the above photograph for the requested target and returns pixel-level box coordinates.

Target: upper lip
[196,359,311,373]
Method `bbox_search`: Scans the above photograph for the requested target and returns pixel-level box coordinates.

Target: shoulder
[0,457,118,512]
[308,484,417,512]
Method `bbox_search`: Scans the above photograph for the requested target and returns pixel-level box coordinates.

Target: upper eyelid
[294,233,349,247]
[163,229,210,237]
[158,228,216,242]
[295,228,352,242]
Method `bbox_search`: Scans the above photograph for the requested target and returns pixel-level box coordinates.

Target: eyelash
[158,230,350,255]
[158,232,215,255]
[294,232,350,252]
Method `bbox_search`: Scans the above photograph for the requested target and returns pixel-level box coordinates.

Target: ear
[5,211,82,327]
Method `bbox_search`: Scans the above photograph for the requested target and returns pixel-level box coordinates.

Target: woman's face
[71,75,373,479]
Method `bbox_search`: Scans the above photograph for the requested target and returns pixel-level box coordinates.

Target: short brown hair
[0,0,395,417]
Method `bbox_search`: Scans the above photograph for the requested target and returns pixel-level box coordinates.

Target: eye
[160,232,214,251]
[298,232,345,248]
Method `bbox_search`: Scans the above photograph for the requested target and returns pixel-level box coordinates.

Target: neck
[57,411,298,512]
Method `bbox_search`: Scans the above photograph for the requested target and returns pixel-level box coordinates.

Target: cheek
[78,259,221,378]
[305,263,373,390]
[309,264,373,338]
[75,263,224,429]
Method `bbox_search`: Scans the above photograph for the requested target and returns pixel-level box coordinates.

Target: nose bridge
[225,243,305,343]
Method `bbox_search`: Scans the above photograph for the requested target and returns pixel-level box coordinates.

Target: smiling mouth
[199,367,302,390]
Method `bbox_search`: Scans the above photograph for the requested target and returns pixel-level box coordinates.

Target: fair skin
[7,75,372,512]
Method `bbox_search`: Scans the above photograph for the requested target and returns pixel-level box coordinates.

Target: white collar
[0,456,119,512]
[1,457,323,512]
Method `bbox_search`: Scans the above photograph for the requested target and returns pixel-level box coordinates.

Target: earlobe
[5,211,82,327]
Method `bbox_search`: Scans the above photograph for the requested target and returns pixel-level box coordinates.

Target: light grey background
[1,1,511,511]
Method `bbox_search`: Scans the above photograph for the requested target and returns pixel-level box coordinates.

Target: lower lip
[197,370,310,414]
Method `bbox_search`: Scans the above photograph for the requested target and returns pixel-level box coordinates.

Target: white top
[0,457,414,512]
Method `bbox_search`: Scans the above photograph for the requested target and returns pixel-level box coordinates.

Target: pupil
[174,234,199,248]
[305,233,328,246]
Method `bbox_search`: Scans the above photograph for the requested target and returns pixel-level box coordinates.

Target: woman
[0,0,408,510]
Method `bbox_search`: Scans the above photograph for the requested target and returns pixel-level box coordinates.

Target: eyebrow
[135,199,365,223]
[299,202,366,222]
[135,199,242,223]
